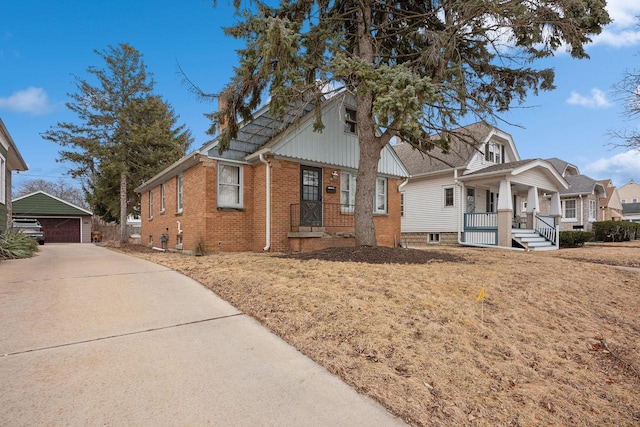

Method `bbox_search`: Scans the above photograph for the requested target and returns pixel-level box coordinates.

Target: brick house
[597,179,624,222]
[544,158,606,232]
[134,93,408,253]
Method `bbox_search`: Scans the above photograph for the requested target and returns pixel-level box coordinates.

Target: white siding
[513,169,559,192]
[271,96,407,177]
[401,173,459,232]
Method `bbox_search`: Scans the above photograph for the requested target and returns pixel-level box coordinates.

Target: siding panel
[401,173,459,232]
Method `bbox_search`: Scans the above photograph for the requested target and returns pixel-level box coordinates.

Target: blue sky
[2,0,640,192]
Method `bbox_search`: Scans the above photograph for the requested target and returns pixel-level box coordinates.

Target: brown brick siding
[139,155,403,253]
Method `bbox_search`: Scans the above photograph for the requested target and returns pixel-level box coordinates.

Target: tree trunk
[119,169,127,243]
[354,128,383,247]
[353,1,384,247]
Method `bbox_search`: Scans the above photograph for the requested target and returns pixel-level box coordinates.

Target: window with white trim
[176,174,183,213]
[160,183,165,212]
[148,190,154,219]
[589,199,597,221]
[374,177,387,214]
[444,187,454,207]
[340,171,356,212]
[0,154,5,204]
[340,171,387,214]
[633,198,639,203]
[484,142,504,164]
[621,198,627,203]
[429,233,440,243]
[344,107,357,133]
[562,199,577,220]
[218,163,243,208]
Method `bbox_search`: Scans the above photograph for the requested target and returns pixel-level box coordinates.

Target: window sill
[217,207,244,212]
[175,211,183,216]
[561,218,577,223]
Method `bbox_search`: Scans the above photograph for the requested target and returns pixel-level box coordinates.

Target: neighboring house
[598,179,623,222]
[135,93,408,254]
[618,179,640,204]
[622,203,640,222]
[12,191,94,243]
[0,118,28,233]
[395,122,568,251]
[544,158,606,232]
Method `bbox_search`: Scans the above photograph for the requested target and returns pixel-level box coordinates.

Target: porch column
[497,179,513,247]
[549,191,562,225]
[526,186,539,229]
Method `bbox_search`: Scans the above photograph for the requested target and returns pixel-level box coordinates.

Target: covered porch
[457,160,569,251]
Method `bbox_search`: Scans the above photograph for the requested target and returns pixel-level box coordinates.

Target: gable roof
[202,100,316,161]
[12,191,93,216]
[560,175,605,197]
[393,122,517,176]
[546,158,579,176]
[458,158,569,189]
[0,118,28,171]
[597,179,616,207]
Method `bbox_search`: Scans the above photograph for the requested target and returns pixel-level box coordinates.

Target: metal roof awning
[208,101,316,160]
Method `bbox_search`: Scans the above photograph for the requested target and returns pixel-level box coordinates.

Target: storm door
[300,165,323,227]
[466,188,476,213]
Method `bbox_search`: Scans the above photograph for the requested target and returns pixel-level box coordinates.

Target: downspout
[397,177,409,248]
[579,194,583,227]
[259,153,271,251]
[454,169,463,245]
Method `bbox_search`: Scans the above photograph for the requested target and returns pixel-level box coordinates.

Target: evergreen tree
[43,43,193,242]
[209,0,610,246]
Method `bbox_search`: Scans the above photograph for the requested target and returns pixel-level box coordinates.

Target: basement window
[429,233,440,244]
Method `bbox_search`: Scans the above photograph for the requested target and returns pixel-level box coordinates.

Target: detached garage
[12,191,93,243]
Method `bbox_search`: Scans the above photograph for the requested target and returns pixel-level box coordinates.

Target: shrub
[0,228,39,260]
[559,231,594,248]
[592,221,639,242]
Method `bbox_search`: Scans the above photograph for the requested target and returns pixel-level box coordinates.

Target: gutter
[259,153,271,251]
[135,150,201,193]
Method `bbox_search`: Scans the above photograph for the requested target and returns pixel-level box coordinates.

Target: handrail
[534,214,558,246]
[290,203,355,231]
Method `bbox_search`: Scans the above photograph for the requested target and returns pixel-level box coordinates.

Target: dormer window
[345,108,357,133]
[485,142,505,164]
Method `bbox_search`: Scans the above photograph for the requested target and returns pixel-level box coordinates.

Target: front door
[466,188,475,213]
[300,165,323,227]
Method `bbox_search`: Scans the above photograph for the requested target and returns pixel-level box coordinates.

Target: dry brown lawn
[112,241,640,426]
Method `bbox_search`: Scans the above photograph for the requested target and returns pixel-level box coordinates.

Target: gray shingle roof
[622,202,640,214]
[561,175,598,195]
[393,122,494,175]
[460,159,541,177]
[546,157,579,176]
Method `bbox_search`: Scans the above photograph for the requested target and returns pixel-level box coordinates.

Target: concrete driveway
[0,244,404,426]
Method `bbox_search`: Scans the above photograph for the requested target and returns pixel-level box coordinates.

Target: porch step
[512,229,556,251]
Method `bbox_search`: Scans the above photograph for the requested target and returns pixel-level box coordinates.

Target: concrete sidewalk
[0,244,404,426]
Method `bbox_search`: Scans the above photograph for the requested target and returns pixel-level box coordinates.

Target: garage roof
[12,191,93,216]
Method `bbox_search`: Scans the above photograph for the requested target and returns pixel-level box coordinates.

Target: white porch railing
[534,214,559,248]
[463,213,498,245]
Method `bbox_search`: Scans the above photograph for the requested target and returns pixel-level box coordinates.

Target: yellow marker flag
[476,287,485,302]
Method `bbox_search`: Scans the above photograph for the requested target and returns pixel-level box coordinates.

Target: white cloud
[566,88,612,108]
[593,29,640,48]
[594,0,640,47]
[584,149,640,185]
[0,87,54,115]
